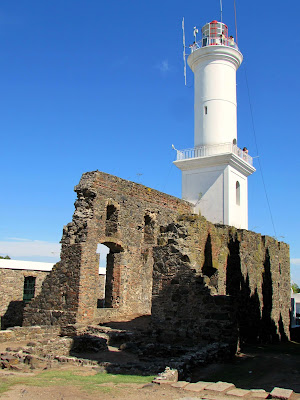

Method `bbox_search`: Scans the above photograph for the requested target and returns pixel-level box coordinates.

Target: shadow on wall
[226,236,289,345]
[202,233,218,289]
[151,223,238,351]
[151,224,289,352]
[1,301,24,330]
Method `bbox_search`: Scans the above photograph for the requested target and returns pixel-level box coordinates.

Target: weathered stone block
[171,381,190,388]
[270,387,293,400]
[227,388,250,397]
[184,381,211,392]
[205,381,235,392]
[250,389,269,398]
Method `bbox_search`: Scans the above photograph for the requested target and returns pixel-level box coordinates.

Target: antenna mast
[234,0,238,45]
[182,17,187,86]
[220,0,223,23]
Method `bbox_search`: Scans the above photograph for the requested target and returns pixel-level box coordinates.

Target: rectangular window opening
[23,276,36,303]
[204,106,208,115]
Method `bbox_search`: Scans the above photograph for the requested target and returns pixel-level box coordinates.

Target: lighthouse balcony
[190,37,239,52]
[176,143,253,165]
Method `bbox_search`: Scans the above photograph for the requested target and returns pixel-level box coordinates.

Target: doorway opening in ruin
[96,242,124,309]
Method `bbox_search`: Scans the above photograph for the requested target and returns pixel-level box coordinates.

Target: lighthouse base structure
[174,151,256,229]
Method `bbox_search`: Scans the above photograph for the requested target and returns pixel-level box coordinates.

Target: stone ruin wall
[151,216,290,347]
[23,171,290,347]
[24,171,192,327]
[97,274,106,308]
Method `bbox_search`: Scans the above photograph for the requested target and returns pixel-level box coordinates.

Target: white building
[291,291,300,328]
[174,20,255,229]
[0,259,54,272]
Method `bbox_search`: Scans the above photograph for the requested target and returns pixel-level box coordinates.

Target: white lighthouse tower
[174,20,255,229]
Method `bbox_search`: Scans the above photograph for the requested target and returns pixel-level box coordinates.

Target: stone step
[61,323,140,346]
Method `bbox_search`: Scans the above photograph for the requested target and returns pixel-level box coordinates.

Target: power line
[243,64,277,238]
[161,149,177,193]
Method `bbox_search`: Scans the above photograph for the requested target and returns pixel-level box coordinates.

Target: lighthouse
[174,20,255,229]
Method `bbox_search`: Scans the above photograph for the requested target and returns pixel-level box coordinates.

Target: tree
[291,283,300,293]
[0,255,11,259]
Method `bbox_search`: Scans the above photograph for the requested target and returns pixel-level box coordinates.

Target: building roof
[292,292,300,301]
[0,259,54,272]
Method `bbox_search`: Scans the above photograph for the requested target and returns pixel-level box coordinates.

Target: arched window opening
[96,242,123,309]
[105,204,118,236]
[233,138,237,145]
[236,181,240,206]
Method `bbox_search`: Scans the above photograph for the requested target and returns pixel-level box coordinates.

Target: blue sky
[0,0,299,284]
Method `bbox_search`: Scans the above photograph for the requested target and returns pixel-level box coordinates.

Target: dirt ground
[191,341,300,392]
[0,379,182,400]
[0,341,299,400]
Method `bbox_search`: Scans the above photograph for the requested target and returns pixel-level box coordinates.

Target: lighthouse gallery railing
[176,143,253,166]
[190,37,239,53]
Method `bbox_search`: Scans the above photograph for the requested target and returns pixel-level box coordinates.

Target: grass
[0,382,11,394]
[0,368,156,395]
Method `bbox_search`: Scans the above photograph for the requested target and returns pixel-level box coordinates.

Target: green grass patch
[39,369,155,384]
[0,369,155,395]
[0,382,11,394]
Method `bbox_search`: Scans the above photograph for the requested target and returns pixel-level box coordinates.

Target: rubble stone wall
[0,325,60,343]
[151,216,290,346]
[97,274,106,308]
[24,171,192,326]
[23,171,290,346]
[0,268,49,329]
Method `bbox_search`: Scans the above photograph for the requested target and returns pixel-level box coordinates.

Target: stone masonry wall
[0,325,60,343]
[151,220,236,348]
[23,171,290,347]
[24,171,192,326]
[151,215,290,347]
[0,268,49,329]
[97,274,106,308]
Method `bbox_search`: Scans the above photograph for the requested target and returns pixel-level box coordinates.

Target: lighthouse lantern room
[174,20,255,229]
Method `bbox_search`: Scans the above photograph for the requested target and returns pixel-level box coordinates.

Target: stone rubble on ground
[153,373,297,400]
[184,382,211,392]
[250,390,269,399]
[171,381,191,389]
[227,388,251,397]
[152,366,178,384]
[270,388,294,400]
[205,381,235,392]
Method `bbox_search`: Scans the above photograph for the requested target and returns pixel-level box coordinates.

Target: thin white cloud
[157,59,170,73]
[0,240,61,259]
[291,258,300,266]
[6,237,32,242]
